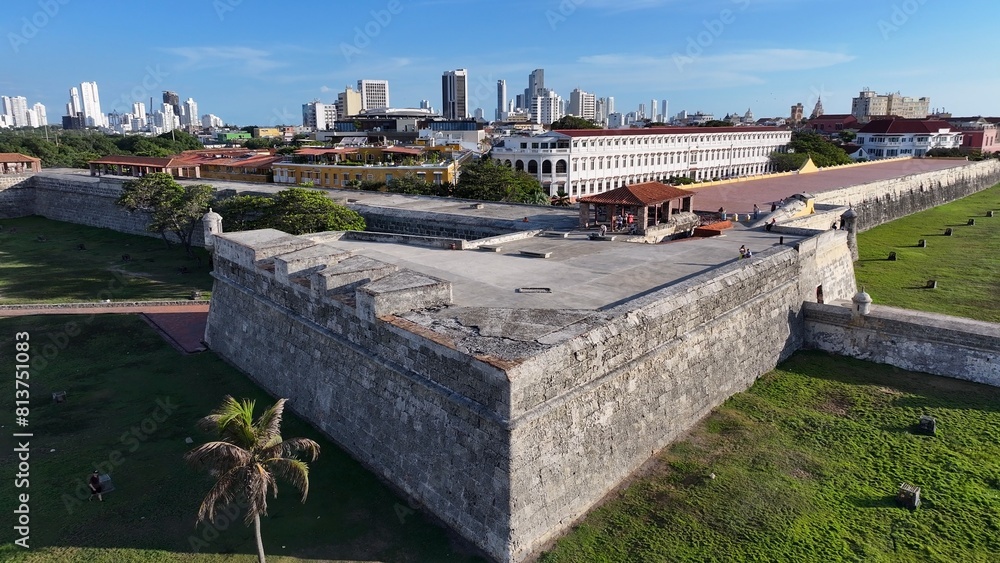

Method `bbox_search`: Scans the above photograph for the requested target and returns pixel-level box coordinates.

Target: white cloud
[161,46,286,76]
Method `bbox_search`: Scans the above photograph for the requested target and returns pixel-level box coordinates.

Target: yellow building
[272,146,464,188]
[253,127,282,138]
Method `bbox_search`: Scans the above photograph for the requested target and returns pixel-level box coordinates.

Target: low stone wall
[803,302,1000,387]
[813,159,1000,231]
[344,230,468,249]
[0,175,36,218]
[353,204,532,240]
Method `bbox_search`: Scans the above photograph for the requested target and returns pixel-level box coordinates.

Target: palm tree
[184,396,320,563]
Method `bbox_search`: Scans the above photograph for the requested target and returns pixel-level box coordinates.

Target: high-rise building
[851,89,929,122]
[638,103,646,120]
[650,98,658,122]
[67,87,82,118]
[157,103,177,132]
[569,88,596,121]
[302,100,336,130]
[524,69,544,106]
[419,99,431,110]
[162,91,181,117]
[183,98,199,127]
[79,82,104,127]
[441,69,469,120]
[473,108,485,121]
[201,114,224,128]
[31,102,46,126]
[4,96,29,126]
[132,102,146,122]
[606,96,615,115]
[496,79,507,121]
[531,89,562,125]
[336,86,363,118]
[357,80,389,111]
[661,100,669,123]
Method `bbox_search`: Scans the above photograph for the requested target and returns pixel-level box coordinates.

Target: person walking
[88,471,104,502]
[753,203,760,220]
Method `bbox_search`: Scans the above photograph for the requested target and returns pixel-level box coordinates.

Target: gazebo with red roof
[0,153,41,174]
[577,181,694,234]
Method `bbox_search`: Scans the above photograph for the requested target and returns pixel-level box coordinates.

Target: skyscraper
[661,100,669,123]
[531,89,563,125]
[441,69,468,120]
[650,98,658,122]
[496,79,507,121]
[524,69,544,106]
[162,91,181,117]
[357,80,389,111]
[32,102,46,126]
[183,98,199,127]
[569,88,596,121]
[79,82,104,127]
[67,87,82,118]
[606,96,615,115]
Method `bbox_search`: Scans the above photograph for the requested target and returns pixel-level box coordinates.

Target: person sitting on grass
[88,470,103,502]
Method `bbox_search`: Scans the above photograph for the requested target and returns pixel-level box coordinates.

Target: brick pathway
[0,301,210,354]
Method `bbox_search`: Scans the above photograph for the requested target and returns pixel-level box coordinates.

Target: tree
[549,115,601,130]
[701,120,735,127]
[550,190,571,206]
[838,130,857,143]
[387,174,436,195]
[770,131,852,171]
[185,396,320,563]
[215,188,366,234]
[454,158,547,204]
[116,172,214,254]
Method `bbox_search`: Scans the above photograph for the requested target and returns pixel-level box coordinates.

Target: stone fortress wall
[203,226,856,562]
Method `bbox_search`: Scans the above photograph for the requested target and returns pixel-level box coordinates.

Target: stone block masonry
[804,302,1000,387]
[204,226,856,562]
[0,175,35,218]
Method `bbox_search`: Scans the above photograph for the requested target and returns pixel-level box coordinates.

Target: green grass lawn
[540,351,1000,563]
[0,315,485,563]
[0,217,213,304]
[854,183,1000,322]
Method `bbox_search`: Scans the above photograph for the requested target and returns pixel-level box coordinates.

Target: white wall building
[182,98,199,127]
[6,96,29,126]
[79,81,105,127]
[531,89,563,125]
[302,100,336,130]
[492,126,791,196]
[358,79,389,111]
[201,114,224,128]
[855,118,962,159]
[569,89,596,121]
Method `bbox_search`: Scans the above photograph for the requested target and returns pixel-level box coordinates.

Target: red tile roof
[553,126,786,137]
[858,119,954,134]
[89,155,199,167]
[808,114,856,122]
[578,181,692,206]
[0,152,41,163]
[185,155,284,168]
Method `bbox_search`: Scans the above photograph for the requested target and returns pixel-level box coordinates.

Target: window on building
[385,173,393,182]
[433,172,443,184]
[520,142,527,149]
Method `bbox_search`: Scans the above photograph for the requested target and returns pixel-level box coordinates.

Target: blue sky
[2,0,997,126]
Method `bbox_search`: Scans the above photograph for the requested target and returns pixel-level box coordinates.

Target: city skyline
[2,0,998,126]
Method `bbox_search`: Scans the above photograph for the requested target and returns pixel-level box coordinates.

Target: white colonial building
[856,118,962,159]
[491,126,791,197]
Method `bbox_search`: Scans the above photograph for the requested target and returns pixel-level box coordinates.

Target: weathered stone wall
[813,159,1000,231]
[204,226,855,562]
[354,204,532,240]
[803,302,1000,387]
[204,230,513,560]
[0,175,36,218]
[503,228,856,560]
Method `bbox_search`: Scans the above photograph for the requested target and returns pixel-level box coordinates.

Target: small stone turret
[851,287,872,319]
[201,208,223,250]
[840,206,859,261]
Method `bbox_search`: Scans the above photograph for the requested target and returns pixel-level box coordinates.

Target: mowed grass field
[0,216,213,304]
[854,183,1000,322]
[0,315,485,563]
[539,352,1000,563]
